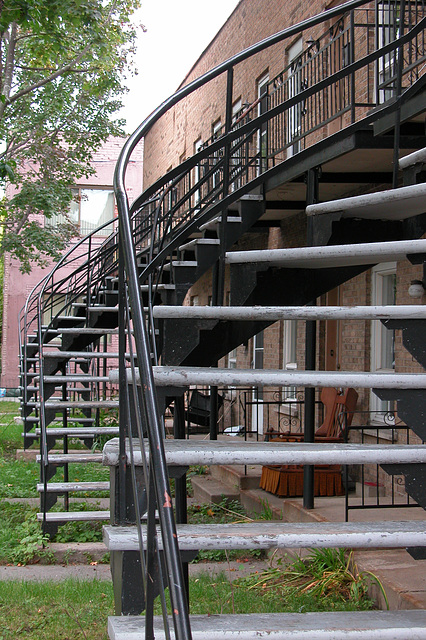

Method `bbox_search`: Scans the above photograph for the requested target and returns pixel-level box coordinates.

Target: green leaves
[0,0,141,270]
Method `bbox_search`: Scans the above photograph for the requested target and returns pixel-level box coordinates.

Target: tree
[0,0,141,272]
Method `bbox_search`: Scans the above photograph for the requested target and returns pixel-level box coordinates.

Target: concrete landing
[191,467,426,612]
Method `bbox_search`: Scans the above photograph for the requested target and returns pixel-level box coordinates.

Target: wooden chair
[260,387,358,497]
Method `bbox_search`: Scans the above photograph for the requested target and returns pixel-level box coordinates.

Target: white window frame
[370,262,397,422]
[257,74,269,175]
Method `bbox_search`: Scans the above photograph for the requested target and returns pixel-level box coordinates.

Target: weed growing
[237,548,381,611]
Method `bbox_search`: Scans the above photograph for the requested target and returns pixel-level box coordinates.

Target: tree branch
[5,40,92,108]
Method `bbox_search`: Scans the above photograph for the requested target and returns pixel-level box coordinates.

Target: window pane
[79,189,114,236]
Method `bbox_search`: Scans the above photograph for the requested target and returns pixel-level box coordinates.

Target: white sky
[119,1,241,133]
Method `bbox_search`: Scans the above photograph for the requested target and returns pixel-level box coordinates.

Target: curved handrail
[111,2,426,638]
[19,0,425,636]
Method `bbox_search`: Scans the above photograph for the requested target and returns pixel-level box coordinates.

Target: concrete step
[225,238,426,268]
[107,610,426,639]
[191,474,240,504]
[306,183,426,220]
[103,520,426,552]
[103,438,426,468]
[210,464,261,491]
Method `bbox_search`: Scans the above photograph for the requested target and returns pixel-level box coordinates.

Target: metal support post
[303,167,320,509]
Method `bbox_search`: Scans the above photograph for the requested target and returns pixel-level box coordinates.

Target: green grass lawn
[0,563,376,640]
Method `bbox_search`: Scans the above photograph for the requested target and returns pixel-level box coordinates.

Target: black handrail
[112,2,426,637]
[18,0,425,635]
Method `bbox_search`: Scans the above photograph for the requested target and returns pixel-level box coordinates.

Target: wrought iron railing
[113,3,426,638]
[18,1,426,637]
[344,411,424,520]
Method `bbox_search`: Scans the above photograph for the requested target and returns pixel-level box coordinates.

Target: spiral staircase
[20,0,426,637]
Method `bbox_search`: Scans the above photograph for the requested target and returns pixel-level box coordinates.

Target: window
[257,74,269,174]
[211,120,223,195]
[377,1,400,103]
[48,187,115,236]
[193,137,203,209]
[287,38,303,157]
[282,320,298,399]
[370,262,396,421]
[230,98,243,190]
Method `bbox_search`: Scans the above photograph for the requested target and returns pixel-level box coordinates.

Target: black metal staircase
[19,0,426,637]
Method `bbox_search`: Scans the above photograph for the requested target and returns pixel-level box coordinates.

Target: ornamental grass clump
[238,547,388,611]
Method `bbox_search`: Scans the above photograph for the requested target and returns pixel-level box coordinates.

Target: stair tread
[37,453,103,464]
[111,366,426,389]
[43,351,120,358]
[37,427,118,436]
[103,438,426,467]
[42,375,110,382]
[37,481,109,492]
[43,400,118,409]
[399,147,426,169]
[225,238,426,268]
[108,610,426,639]
[103,520,426,551]
[199,215,242,231]
[306,182,426,220]
[37,510,109,522]
[153,304,426,321]
[179,238,220,251]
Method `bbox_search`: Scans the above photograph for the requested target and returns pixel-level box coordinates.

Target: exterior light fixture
[408,279,425,298]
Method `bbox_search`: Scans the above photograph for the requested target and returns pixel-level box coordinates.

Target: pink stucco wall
[1,136,144,389]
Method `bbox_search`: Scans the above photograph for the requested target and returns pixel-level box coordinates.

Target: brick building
[1,137,143,390]
[142,0,425,435]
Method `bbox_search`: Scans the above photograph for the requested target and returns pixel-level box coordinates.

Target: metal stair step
[56,327,119,334]
[37,481,109,493]
[107,610,426,640]
[42,375,110,383]
[42,351,120,359]
[199,214,242,231]
[87,306,119,313]
[103,438,426,468]
[111,366,426,390]
[43,400,119,409]
[306,183,426,220]
[225,238,426,268]
[103,520,426,552]
[37,510,109,523]
[37,452,103,464]
[179,237,220,252]
[36,427,118,437]
[399,147,426,170]
[153,304,426,321]
[162,260,198,271]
